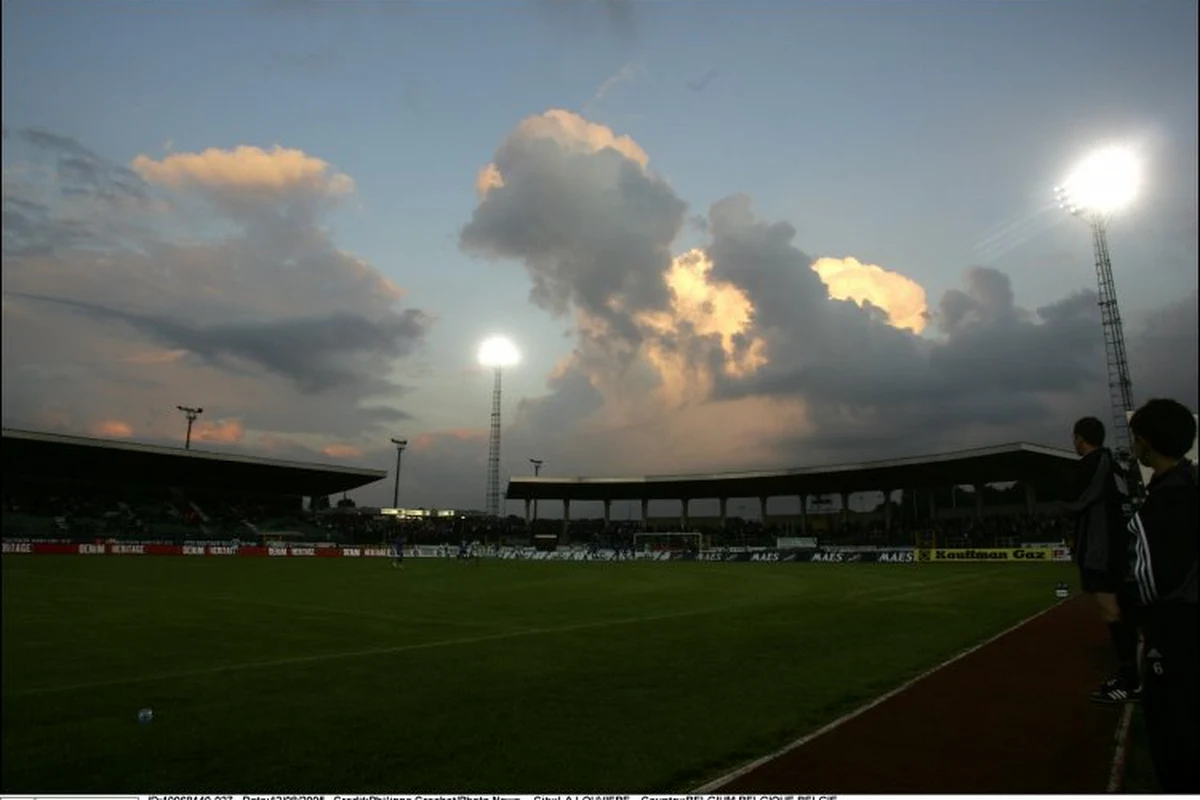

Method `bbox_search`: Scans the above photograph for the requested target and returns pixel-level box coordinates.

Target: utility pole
[390,438,407,509]
[529,458,544,522]
[177,406,203,450]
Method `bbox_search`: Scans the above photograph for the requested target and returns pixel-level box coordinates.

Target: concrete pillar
[603,499,611,528]
[641,498,650,529]
[562,499,571,543]
[759,496,768,525]
[883,489,893,531]
[524,498,531,524]
[719,497,728,530]
[799,495,808,535]
[840,492,851,532]
[1024,482,1037,516]
[973,484,985,519]
[680,499,689,531]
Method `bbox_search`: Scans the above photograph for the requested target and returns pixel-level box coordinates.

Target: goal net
[633,532,704,555]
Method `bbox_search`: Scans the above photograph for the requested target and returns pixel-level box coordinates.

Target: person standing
[1123,398,1198,793]
[392,532,405,569]
[1060,417,1138,703]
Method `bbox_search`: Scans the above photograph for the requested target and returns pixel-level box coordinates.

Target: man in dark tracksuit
[1061,417,1137,702]
[1122,399,1198,793]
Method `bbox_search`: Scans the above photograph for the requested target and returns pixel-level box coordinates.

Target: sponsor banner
[873,550,916,563]
[917,547,1057,562]
[54,794,1122,800]
[776,536,818,549]
[0,541,1060,565]
[814,549,916,564]
[809,550,866,563]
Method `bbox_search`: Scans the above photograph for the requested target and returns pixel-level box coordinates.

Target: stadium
[0,425,1145,794]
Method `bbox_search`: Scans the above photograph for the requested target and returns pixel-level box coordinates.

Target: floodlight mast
[478,337,519,518]
[1054,166,1140,498]
[486,367,503,516]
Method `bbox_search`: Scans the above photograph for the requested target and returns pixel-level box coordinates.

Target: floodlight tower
[176,405,203,450]
[477,336,520,517]
[1054,146,1141,488]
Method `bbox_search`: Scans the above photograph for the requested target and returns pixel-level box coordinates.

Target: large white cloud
[3,116,1195,512]
[455,110,1198,484]
[2,129,429,456]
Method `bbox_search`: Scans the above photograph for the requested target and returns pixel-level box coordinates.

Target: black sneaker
[1090,678,1139,704]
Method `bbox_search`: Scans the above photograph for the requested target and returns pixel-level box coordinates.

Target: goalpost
[633,531,704,556]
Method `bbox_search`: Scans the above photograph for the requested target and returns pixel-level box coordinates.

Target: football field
[1,555,1073,793]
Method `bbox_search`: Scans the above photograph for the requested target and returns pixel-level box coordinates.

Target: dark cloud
[1129,289,1200,409]
[14,128,150,207]
[2,196,96,259]
[701,198,1112,457]
[10,293,428,395]
[460,110,1195,479]
[460,119,686,346]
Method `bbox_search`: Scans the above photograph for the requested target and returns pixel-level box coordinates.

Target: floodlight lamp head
[477,336,520,368]
[391,437,407,448]
[1059,146,1140,218]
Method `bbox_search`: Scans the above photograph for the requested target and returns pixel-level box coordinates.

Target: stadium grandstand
[2,428,1077,552]
[508,442,1078,550]
[1,428,386,546]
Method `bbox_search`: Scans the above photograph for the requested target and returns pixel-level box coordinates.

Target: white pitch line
[689,600,1067,794]
[1106,701,1136,793]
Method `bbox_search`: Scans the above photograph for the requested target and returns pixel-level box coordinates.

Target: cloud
[412,428,487,454]
[131,145,354,217]
[322,443,365,459]
[12,128,150,209]
[1128,289,1199,408]
[90,420,134,438]
[811,256,928,333]
[461,110,1198,482]
[3,133,429,457]
[585,61,642,113]
[123,349,188,365]
[463,109,682,348]
[11,293,429,394]
[192,418,245,445]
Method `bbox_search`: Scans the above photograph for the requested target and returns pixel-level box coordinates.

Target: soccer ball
[137,708,154,724]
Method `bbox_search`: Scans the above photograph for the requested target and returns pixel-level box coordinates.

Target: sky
[2,0,1197,515]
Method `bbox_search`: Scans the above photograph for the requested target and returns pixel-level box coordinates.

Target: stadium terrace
[1,428,385,498]
[505,442,1078,534]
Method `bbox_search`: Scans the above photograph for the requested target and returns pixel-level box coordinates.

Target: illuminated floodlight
[1056,146,1140,217]
[477,335,520,368]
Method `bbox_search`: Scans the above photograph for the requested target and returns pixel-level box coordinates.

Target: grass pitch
[1,555,1072,793]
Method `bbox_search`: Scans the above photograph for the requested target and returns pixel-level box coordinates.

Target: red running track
[703,597,1124,794]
